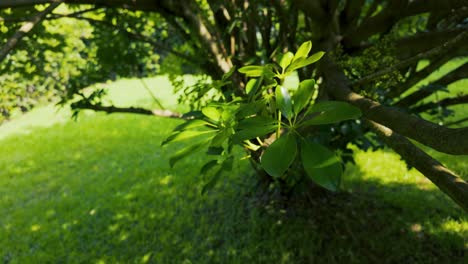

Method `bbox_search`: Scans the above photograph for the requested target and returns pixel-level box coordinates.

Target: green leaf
[237,116,276,129]
[293,41,312,61]
[202,106,222,121]
[161,130,215,146]
[233,116,277,142]
[238,65,264,77]
[201,167,222,194]
[169,141,207,168]
[210,129,231,147]
[236,100,266,118]
[276,86,293,119]
[172,119,211,132]
[292,79,315,114]
[261,134,297,177]
[200,160,219,175]
[245,79,258,95]
[301,101,361,126]
[287,51,325,72]
[301,139,341,191]
[279,52,294,70]
[222,66,236,82]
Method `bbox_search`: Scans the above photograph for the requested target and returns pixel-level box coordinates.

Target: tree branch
[321,57,468,155]
[342,0,467,49]
[54,14,200,65]
[0,1,62,62]
[445,117,468,127]
[395,62,468,108]
[388,52,456,97]
[367,120,468,212]
[71,101,185,119]
[0,0,158,11]
[352,30,468,86]
[412,94,468,113]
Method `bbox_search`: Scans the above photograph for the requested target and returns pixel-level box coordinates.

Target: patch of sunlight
[410,223,423,233]
[108,224,119,233]
[89,209,97,216]
[352,147,435,189]
[46,209,56,217]
[141,253,152,263]
[95,259,106,264]
[119,232,129,241]
[440,219,468,234]
[124,193,136,200]
[159,175,172,185]
[30,224,41,232]
[281,252,292,263]
[0,104,72,140]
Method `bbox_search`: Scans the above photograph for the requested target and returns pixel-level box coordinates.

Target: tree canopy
[1,0,467,211]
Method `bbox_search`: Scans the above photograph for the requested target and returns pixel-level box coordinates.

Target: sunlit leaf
[202,106,222,122]
[292,79,315,114]
[301,101,361,126]
[161,130,215,146]
[287,51,325,72]
[238,65,264,77]
[276,86,293,119]
[293,41,312,61]
[280,52,294,70]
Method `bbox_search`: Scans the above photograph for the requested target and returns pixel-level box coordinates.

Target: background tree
[0,0,467,211]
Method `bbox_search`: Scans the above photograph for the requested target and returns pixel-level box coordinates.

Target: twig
[140,79,166,110]
[0,1,63,62]
[352,30,468,86]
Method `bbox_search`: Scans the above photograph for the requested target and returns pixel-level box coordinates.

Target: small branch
[352,30,468,86]
[49,13,200,65]
[445,117,468,127]
[388,52,455,97]
[139,78,165,110]
[71,101,185,119]
[396,62,468,108]
[412,94,468,113]
[0,1,63,62]
[367,120,468,212]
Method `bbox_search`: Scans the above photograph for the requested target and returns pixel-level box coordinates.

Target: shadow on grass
[0,115,466,263]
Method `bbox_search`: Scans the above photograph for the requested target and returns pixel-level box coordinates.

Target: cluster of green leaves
[337,36,403,102]
[0,5,165,122]
[163,41,361,192]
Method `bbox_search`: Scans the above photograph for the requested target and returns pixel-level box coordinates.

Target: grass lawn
[0,74,467,263]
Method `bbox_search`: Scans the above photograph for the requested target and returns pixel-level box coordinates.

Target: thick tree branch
[367,120,468,212]
[0,1,62,62]
[321,57,468,155]
[396,27,468,59]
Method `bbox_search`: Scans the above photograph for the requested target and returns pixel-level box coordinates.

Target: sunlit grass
[0,75,466,263]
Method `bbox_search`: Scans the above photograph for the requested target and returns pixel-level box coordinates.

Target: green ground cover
[1,73,466,263]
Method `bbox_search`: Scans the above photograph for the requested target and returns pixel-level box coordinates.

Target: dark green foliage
[163,42,362,192]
